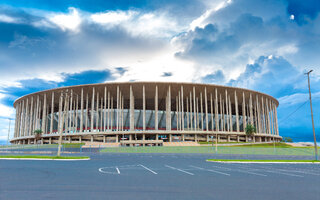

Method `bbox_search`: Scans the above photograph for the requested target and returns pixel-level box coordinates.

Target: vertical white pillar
[104,87,107,131]
[186,97,189,130]
[130,85,134,131]
[205,87,208,131]
[69,90,73,133]
[181,85,184,131]
[24,98,29,136]
[249,93,253,125]
[111,96,114,130]
[189,92,193,130]
[155,85,158,130]
[107,92,110,130]
[176,96,179,130]
[261,97,265,133]
[256,95,261,133]
[200,92,203,131]
[168,85,171,130]
[85,93,89,132]
[80,88,84,133]
[143,85,146,131]
[96,92,99,131]
[29,97,34,135]
[215,88,219,131]
[220,94,223,131]
[193,87,196,130]
[116,86,119,131]
[235,91,239,132]
[229,95,232,132]
[91,88,95,132]
[242,92,246,132]
[210,93,213,131]
[41,94,47,133]
[225,90,229,131]
[35,95,40,130]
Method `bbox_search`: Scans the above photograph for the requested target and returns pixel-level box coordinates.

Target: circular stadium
[11,82,281,145]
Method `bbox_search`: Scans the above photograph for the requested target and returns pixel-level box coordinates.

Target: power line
[278,100,308,124]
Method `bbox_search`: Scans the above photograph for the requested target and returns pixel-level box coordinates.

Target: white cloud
[0,93,15,118]
[290,14,295,20]
[279,92,320,107]
[0,14,19,23]
[91,10,136,25]
[49,7,81,32]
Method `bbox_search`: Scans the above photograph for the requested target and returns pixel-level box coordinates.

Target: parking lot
[0,153,319,200]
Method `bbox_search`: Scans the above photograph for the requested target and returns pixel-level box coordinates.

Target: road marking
[209,165,267,176]
[139,164,158,174]
[165,165,194,175]
[190,165,230,176]
[98,167,120,175]
[116,167,120,174]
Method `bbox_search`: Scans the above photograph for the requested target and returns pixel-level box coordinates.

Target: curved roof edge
[13,81,279,107]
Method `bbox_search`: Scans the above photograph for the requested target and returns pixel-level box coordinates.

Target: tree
[34,129,43,142]
[245,124,256,138]
[282,137,293,143]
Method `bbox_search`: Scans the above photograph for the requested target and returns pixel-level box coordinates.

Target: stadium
[11,82,281,145]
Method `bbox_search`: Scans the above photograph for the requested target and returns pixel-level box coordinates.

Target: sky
[0,0,320,144]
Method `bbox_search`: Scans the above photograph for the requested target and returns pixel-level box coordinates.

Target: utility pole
[305,70,318,160]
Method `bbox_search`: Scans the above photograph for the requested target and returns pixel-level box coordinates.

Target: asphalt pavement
[0,153,319,200]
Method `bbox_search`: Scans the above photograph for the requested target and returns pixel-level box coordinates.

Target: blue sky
[0,0,320,143]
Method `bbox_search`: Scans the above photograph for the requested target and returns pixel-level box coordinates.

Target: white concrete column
[24,98,29,136]
[256,95,261,133]
[107,92,110,130]
[193,87,196,130]
[210,93,213,131]
[41,94,47,133]
[111,96,114,130]
[155,85,158,130]
[85,93,89,132]
[242,92,246,132]
[168,85,171,130]
[261,97,265,133]
[196,97,199,130]
[220,94,223,131]
[215,88,219,131]
[190,92,193,130]
[274,103,279,135]
[100,97,103,131]
[104,87,107,131]
[176,96,179,130]
[143,85,146,131]
[29,97,34,135]
[116,86,119,131]
[58,92,63,134]
[200,92,203,131]
[91,87,95,132]
[96,92,99,131]
[229,95,232,132]
[181,85,184,130]
[68,90,73,133]
[80,88,84,133]
[235,91,239,132]
[249,93,253,126]
[75,95,78,133]
[186,97,189,130]
[205,87,208,131]
[225,90,229,131]
[20,100,25,137]
[35,95,40,130]
[130,85,134,131]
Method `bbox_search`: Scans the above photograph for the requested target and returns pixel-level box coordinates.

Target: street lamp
[305,70,318,160]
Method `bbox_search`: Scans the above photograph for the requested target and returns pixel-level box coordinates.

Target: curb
[0,158,90,161]
[206,160,320,164]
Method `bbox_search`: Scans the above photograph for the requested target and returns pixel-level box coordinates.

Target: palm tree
[245,124,256,142]
[34,129,43,143]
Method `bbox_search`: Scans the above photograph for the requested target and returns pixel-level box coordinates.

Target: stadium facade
[11,82,281,145]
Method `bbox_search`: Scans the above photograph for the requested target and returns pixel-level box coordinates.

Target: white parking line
[165,165,194,175]
[116,167,120,174]
[209,165,267,176]
[140,164,158,174]
[190,165,230,176]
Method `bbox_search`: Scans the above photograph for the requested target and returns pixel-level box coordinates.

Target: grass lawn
[100,145,320,156]
[206,159,320,163]
[0,155,89,160]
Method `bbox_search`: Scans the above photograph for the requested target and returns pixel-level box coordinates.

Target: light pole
[305,70,318,160]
